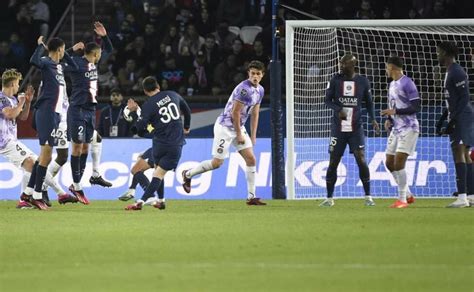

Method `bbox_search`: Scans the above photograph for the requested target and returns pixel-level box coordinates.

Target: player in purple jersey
[181,60,266,205]
[320,54,380,207]
[436,42,474,208]
[381,56,420,208]
[0,69,77,209]
[24,36,79,210]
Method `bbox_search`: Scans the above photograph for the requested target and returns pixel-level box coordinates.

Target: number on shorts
[78,126,84,136]
[219,139,225,148]
[159,103,180,124]
[330,137,337,146]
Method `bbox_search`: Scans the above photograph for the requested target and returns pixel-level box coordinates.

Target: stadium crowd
[1,0,472,100]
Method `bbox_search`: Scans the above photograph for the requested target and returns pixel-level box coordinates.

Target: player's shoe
[16,200,34,209]
[182,170,191,193]
[153,201,166,210]
[246,197,267,205]
[30,199,49,210]
[467,195,474,207]
[319,198,334,207]
[364,198,376,206]
[144,197,158,205]
[389,200,409,208]
[452,191,458,197]
[118,189,135,201]
[42,190,51,207]
[20,192,31,202]
[69,185,90,205]
[407,195,415,204]
[89,175,112,187]
[58,194,79,205]
[125,201,143,211]
[446,198,469,208]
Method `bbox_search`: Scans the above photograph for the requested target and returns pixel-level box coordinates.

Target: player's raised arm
[94,21,113,61]
[30,36,46,68]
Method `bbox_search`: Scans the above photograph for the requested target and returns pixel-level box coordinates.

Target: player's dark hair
[85,42,101,55]
[47,37,65,52]
[142,76,160,92]
[387,56,403,69]
[247,60,265,73]
[437,41,458,58]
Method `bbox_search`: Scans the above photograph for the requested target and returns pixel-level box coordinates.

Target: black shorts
[67,106,95,144]
[140,147,155,168]
[449,113,474,147]
[33,108,60,146]
[152,142,182,171]
[329,127,366,157]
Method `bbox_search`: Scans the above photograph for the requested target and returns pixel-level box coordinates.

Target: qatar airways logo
[85,70,98,79]
[338,97,357,106]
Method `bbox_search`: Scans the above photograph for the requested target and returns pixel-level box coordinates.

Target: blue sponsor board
[0,138,455,200]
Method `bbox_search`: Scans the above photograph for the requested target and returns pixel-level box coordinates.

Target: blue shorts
[450,113,474,147]
[329,127,366,157]
[152,142,182,171]
[140,147,155,168]
[67,106,95,144]
[33,108,60,146]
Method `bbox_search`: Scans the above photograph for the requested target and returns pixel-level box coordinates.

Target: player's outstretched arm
[94,21,114,61]
[17,85,34,121]
[30,36,46,68]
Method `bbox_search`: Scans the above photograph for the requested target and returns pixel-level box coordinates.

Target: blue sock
[27,161,39,189]
[466,163,473,195]
[71,155,81,183]
[326,165,337,198]
[358,163,371,196]
[455,163,467,194]
[80,153,88,179]
[157,180,164,199]
[140,177,162,202]
[34,165,47,193]
[135,171,150,191]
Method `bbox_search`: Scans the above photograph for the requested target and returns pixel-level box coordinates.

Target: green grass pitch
[0,199,472,291]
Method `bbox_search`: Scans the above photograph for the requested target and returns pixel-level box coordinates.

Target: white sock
[47,161,62,178]
[246,166,256,199]
[365,195,373,200]
[32,191,42,200]
[394,169,407,203]
[91,137,102,177]
[187,160,214,178]
[73,182,82,191]
[458,193,467,201]
[25,187,34,196]
[22,171,31,193]
[392,170,413,196]
[136,199,144,205]
[158,198,165,203]
[44,171,64,195]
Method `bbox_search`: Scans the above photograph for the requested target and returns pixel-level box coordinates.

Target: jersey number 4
[159,103,180,124]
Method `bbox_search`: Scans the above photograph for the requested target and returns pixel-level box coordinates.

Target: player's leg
[89,131,112,187]
[353,149,375,206]
[320,133,346,207]
[465,148,474,206]
[118,157,151,201]
[182,122,231,193]
[447,142,470,208]
[47,121,68,177]
[386,133,415,204]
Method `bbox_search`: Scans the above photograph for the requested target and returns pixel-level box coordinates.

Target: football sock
[140,177,162,202]
[80,153,88,179]
[358,162,371,196]
[187,160,213,178]
[34,164,47,194]
[455,163,467,194]
[157,180,164,200]
[91,138,102,177]
[27,161,39,189]
[48,160,62,177]
[466,163,473,195]
[393,169,407,203]
[44,171,64,195]
[246,166,256,200]
[71,155,81,184]
[326,165,337,198]
[22,171,31,194]
[135,171,150,191]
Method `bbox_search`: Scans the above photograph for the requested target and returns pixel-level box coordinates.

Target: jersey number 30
[159,103,180,123]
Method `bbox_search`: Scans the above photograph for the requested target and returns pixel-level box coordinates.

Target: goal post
[285,19,474,200]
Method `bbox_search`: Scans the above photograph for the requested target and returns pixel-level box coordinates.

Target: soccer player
[381,56,419,208]
[65,22,113,204]
[125,76,191,210]
[181,60,266,205]
[0,69,77,209]
[26,36,79,209]
[320,53,380,207]
[436,42,474,208]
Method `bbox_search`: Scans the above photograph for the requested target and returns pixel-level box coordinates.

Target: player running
[436,41,474,208]
[381,56,419,208]
[320,53,380,207]
[181,60,266,205]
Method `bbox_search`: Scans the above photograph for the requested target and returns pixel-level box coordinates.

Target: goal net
[285,19,474,199]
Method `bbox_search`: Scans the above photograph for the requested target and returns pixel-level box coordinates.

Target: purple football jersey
[0,92,19,149]
[388,75,420,134]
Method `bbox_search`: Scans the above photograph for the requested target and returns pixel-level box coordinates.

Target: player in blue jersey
[436,42,474,208]
[24,36,78,210]
[181,60,266,205]
[125,76,191,211]
[320,53,380,207]
[64,22,113,204]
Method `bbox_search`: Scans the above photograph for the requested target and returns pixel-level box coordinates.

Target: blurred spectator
[193,50,210,93]
[429,0,447,18]
[355,0,376,19]
[200,33,222,68]
[110,0,126,29]
[124,13,140,34]
[195,9,214,36]
[9,33,27,60]
[30,0,50,38]
[178,24,205,57]
[247,39,270,67]
[381,6,392,19]
[407,8,421,18]
[217,0,245,27]
[143,23,160,55]
[0,41,23,74]
[162,24,180,56]
[16,4,33,44]
[98,88,132,138]
[228,38,247,69]
[159,55,185,90]
[213,21,238,53]
[213,54,239,94]
[98,62,119,96]
[117,59,142,94]
[111,20,136,51]
[123,36,148,68]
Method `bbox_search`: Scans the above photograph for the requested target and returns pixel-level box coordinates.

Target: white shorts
[212,122,253,159]
[56,121,69,149]
[0,140,37,169]
[386,130,419,156]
